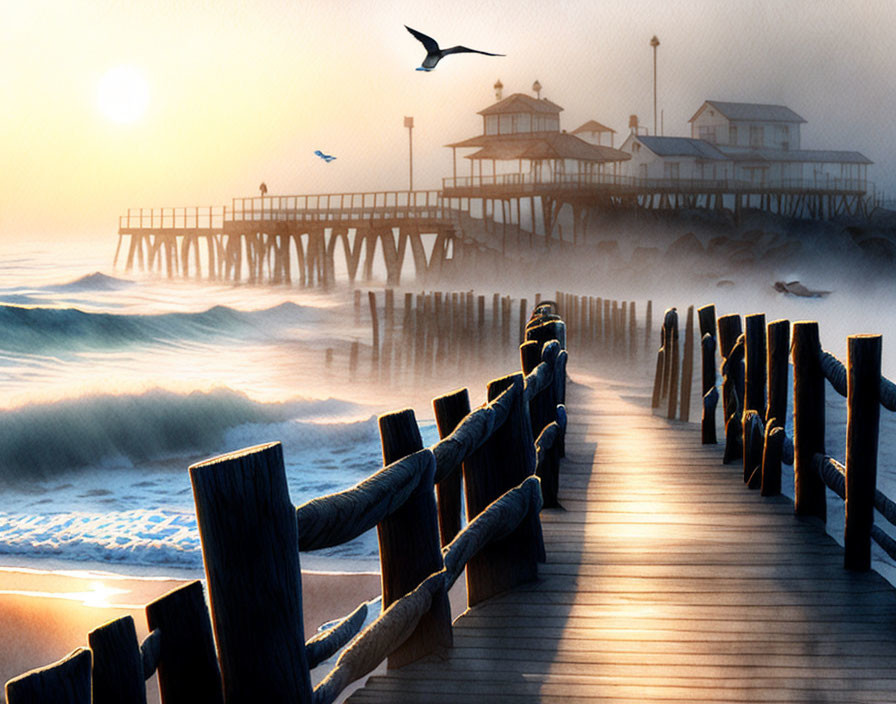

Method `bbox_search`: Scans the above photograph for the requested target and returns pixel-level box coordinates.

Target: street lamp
[404,116,414,191]
[532,80,542,100]
[650,35,660,136]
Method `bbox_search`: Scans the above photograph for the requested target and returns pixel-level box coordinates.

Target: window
[516,113,531,133]
[663,162,680,179]
[639,164,648,180]
[499,115,512,134]
[729,125,738,145]
[776,125,789,150]
[750,126,764,148]
[485,115,498,135]
[698,126,716,143]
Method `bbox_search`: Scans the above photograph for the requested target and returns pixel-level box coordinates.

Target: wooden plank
[346,365,896,703]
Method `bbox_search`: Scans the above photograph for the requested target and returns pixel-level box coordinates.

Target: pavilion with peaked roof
[444,92,629,186]
[571,119,617,147]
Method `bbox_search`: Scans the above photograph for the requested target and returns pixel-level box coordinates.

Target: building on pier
[620,100,872,191]
[444,91,631,185]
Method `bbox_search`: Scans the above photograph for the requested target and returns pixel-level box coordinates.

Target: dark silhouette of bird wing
[405,26,440,53]
[441,45,504,57]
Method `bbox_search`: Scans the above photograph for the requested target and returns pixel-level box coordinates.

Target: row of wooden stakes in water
[552,291,654,358]
[4,306,570,704]
[332,288,655,381]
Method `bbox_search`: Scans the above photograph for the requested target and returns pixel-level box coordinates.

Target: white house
[689,100,805,150]
[618,134,733,182]
[619,100,871,190]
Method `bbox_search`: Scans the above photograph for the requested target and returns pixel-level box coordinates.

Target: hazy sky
[3,0,895,242]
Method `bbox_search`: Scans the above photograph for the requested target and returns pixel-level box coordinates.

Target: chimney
[629,114,639,134]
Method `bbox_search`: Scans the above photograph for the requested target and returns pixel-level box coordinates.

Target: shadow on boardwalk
[348,365,896,703]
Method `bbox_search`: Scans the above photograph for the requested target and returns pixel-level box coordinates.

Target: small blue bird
[314,150,336,163]
[405,26,504,71]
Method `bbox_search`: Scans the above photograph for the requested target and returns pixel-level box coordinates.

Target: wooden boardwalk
[348,367,896,703]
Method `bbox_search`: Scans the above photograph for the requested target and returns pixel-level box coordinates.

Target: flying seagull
[405,26,504,71]
[314,150,336,163]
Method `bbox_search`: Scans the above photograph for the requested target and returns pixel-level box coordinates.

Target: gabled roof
[572,120,616,134]
[453,133,630,162]
[689,100,807,124]
[636,136,728,160]
[717,146,872,164]
[478,93,564,116]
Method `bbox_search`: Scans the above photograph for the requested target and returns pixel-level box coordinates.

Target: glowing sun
[96,65,150,124]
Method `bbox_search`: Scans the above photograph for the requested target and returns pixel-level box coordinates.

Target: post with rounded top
[680,305,694,421]
[189,443,313,703]
[463,374,542,606]
[743,313,766,483]
[762,319,790,496]
[698,304,718,443]
[844,334,881,571]
[717,313,744,463]
[432,388,471,545]
[792,321,826,520]
[377,409,453,666]
[664,308,679,419]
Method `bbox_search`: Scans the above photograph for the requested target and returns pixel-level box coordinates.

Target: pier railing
[442,172,870,195]
[230,190,445,223]
[5,303,570,704]
[118,206,227,231]
[656,306,896,574]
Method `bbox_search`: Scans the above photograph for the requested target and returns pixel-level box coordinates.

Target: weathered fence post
[145,581,223,704]
[792,321,826,520]
[680,305,694,422]
[463,374,542,606]
[698,303,718,444]
[717,314,744,464]
[743,313,767,483]
[762,319,790,496]
[189,442,313,703]
[377,409,453,666]
[88,616,145,704]
[665,308,679,420]
[645,299,652,353]
[368,290,380,365]
[432,389,471,546]
[522,339,560,508]
[5,649,92,704]
[651,322,665,409]
[844,334,881,571]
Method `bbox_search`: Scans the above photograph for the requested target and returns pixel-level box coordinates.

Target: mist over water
[2,211,896,578]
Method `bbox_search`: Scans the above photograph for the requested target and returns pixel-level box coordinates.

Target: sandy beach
[0,565,387,702]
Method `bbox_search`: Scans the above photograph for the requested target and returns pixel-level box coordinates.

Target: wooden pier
[15,295,896,703]
[115,173,874,287]
[350,367,896,702]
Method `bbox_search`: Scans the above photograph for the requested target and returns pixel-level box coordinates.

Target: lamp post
[650,35,660,136]
[404,116,414,192]
[532,80,542,100]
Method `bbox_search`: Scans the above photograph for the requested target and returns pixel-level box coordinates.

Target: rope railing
[683,308,896,578]
[4,303,569,704]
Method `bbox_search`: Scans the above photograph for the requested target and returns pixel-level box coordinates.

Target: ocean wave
[0,509,203,570]
[0,506,381,571]
[0,300,318,354]
[45,272,135,292]
[0,388,366,482]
